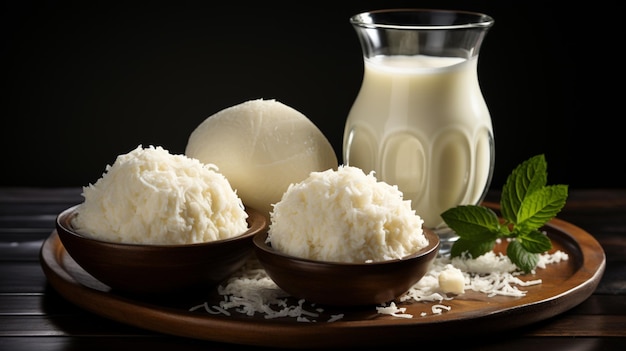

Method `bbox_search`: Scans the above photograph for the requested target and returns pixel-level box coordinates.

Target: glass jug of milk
[343,9,495,253]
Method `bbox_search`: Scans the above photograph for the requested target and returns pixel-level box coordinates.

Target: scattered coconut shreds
[376,302,413,319]
[328,314,345,322]
[536,250,570,270]
[189,259,330,322]
[432,304,452,314]
[190,250,569,321]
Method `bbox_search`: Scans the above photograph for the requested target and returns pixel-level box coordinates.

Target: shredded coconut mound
[72,145,248,245]
[268,165,427,263]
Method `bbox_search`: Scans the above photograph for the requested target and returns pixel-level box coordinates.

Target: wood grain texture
[1,187,625,350]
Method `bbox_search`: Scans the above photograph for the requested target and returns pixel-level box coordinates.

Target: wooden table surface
[1,187,625,350]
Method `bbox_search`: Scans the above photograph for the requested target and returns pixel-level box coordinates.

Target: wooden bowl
[253,229,440,306]
[55,204,267,295]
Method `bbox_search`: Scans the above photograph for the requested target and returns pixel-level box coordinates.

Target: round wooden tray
[40,216,605,348]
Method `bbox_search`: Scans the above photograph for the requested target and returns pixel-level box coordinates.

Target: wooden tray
[40,216,605,348]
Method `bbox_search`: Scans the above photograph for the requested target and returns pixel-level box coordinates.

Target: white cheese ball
[185,99,338,217]
[268,165,428,263]
[72,145,248,245]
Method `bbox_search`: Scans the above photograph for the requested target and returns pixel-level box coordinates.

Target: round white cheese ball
[185,99,338,217]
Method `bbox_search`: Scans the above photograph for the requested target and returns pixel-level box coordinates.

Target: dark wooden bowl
[56,205,267,295]
[253,228,440,306]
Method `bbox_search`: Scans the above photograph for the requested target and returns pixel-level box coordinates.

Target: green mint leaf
[516,184,569,232]
[442,154,567,273]
[507,240,539,273]
[517,229,553,254]
[500,154,547,223]
[450,238,496,258]
[440,205,500,241]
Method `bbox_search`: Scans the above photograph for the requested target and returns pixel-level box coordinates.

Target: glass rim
[350,8,494,30]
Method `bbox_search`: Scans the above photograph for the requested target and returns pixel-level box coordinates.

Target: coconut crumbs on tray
[190,250,568,321]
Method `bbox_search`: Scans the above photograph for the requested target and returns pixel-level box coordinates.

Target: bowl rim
[253,228,440,266]
[56,204,268,248]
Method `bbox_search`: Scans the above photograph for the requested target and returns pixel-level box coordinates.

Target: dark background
[1,0,623,190]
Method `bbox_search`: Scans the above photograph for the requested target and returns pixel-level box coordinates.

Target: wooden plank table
[1,187,624,350]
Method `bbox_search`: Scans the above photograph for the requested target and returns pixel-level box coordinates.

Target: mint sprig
[441,154,568,273]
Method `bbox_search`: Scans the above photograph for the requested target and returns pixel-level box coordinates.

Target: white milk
[343,55,494,229]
